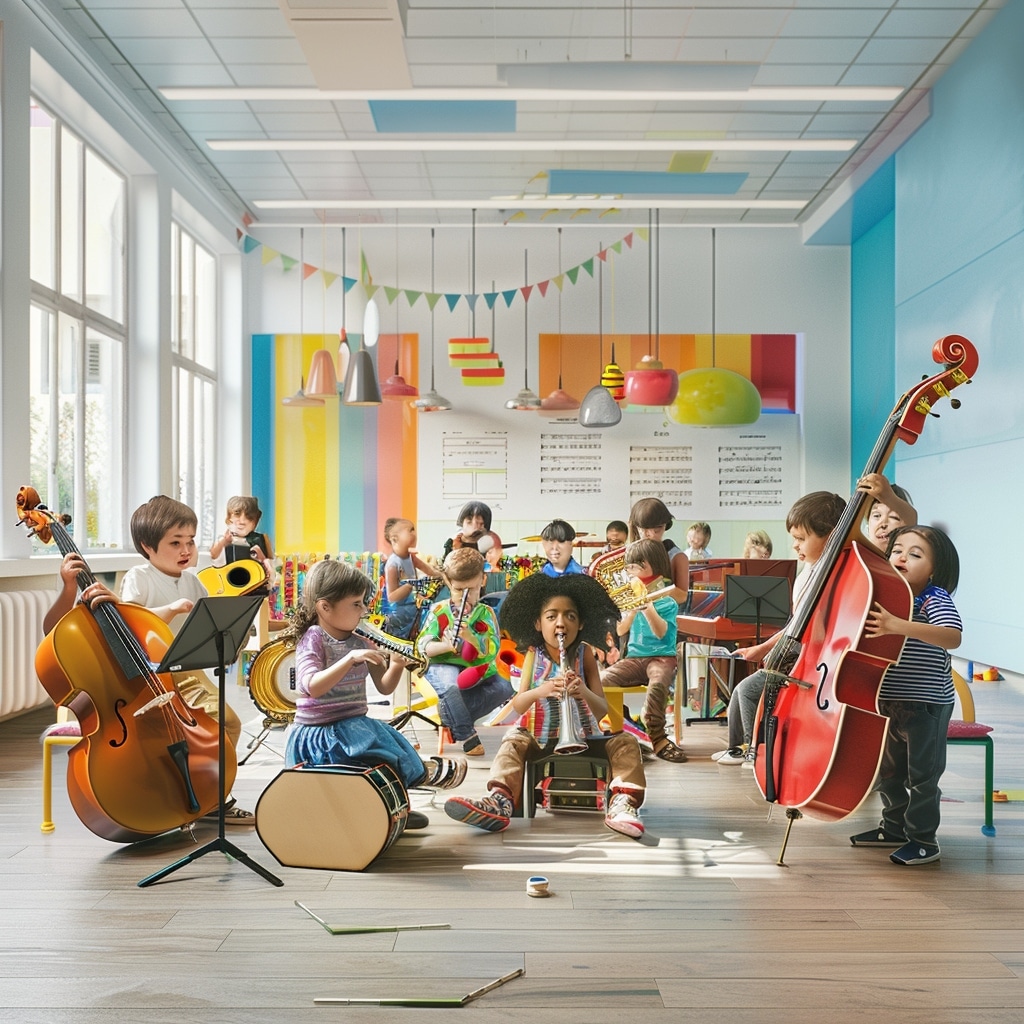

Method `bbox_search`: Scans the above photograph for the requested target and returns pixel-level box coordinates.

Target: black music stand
[138,595,283,888]
[724,575,792,644]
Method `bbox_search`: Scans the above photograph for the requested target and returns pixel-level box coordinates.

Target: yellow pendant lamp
[668,228,760,427]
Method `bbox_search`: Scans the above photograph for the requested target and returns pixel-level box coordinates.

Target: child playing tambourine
[444,573,647,838]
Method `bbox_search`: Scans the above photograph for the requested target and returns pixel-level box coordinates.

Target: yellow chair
[947,669,995,836]
[40,709,81,833]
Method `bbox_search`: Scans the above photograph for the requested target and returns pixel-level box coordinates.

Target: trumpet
[553,631,588,755]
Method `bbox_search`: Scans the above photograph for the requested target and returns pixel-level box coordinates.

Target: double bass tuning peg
[950,398,962,410]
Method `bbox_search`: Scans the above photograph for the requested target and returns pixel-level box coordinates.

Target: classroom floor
[2,667,1023,1023]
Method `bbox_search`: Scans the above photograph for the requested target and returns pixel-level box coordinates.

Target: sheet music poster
[422,413,800,521]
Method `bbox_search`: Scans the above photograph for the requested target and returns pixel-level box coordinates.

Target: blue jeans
[425,664,513,748]
[383,602,419,639]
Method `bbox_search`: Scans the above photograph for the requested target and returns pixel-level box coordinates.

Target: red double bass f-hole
[752,335,978,821]
[17,486,231,843]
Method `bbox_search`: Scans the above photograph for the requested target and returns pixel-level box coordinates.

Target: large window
[171,223,218,543]
[29,101,126,550]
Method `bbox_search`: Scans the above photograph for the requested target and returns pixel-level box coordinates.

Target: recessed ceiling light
[162,86,902,103]
[209,138,856,153]
[254,198,807,211]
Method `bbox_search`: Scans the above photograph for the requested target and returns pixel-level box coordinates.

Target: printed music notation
[538,433,606,496]
[716,443,785,508]
[442,434,508,500]
[629,444,694,507]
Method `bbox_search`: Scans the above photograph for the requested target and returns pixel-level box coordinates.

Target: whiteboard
[419,409,801,523]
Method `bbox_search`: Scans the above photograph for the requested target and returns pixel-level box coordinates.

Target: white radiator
[0,590,53,719]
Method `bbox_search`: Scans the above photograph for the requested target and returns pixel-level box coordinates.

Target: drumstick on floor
[295,900,451,935]
[314,967,525,1006]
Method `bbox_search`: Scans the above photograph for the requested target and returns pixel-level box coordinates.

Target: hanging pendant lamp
[381,222,419,401]
[541,227,580,413]
[303,225,340,398]
[451,209,503,386]
[625,210,679,407]
[505,249,541,410]
[337,226,352,386]
[668,228,760,426]
[283,228,327,407]
[414,228,453,412]
[578,239,621,428]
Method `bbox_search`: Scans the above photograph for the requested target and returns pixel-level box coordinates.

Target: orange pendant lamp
[540,227,580,413]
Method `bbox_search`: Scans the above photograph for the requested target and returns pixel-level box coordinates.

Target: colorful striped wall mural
[251,333,419,554]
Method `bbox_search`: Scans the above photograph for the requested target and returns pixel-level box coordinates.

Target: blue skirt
[285,716,427,790]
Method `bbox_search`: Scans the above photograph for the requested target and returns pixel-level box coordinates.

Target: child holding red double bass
[415,548,513,757]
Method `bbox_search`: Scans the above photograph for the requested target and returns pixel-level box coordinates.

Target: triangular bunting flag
[445,293,461,312]
[283,256,300,273]
[636,227,649,242]
[553,274,565,291]
[360,250,372,284]
[611,241,623,254]
[322,271,338,289]
[302,262,317,280]
[404,290,422,307]
[502,289,518,307]
[596,249,609,261]
[242,212,254,228]
[426,293,442,310]
[566,266,580,285]
[537,280,550,297]
[243,235,261,254]
[484,292,498,309]
[520,285,533,302]
[581,258,595,277]
[364,283,379,300]
[624,232,634,248]
[384,286,401,305]
[343,276,357,293]
[261,247,279,266]
[236,229,243,243]
[466,294,479,311]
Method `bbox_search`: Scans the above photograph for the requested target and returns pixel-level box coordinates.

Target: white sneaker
[604,792,644,839]
[717,747,747,765]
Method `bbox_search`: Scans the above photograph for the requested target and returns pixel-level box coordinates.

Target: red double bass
[752,335,978,822]
[17,487,231,842]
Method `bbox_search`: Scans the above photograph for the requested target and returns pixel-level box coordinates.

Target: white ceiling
[54,0,1003,228]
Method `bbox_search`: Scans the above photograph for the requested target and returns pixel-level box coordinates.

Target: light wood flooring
[3,667,1024,1023]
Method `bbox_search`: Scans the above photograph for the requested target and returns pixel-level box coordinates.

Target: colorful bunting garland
[239,230,644,311]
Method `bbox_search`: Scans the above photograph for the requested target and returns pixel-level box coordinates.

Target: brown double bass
[752,335,978,822]
[17,487,231,842]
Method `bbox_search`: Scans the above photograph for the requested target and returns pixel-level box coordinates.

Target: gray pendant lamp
[505,249,542,410]
[578,238,621,428]
[413,228,453,412]
[341,228,382,406]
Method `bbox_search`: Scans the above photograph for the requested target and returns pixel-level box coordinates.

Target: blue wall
[889,0,1024,669]
[850,202,896,487]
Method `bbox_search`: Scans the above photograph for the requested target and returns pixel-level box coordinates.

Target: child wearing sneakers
[285,559,466,821]
[444,573,647,838]
[849,526,962,866]
[416,548,513,756]
[713,491,846,767]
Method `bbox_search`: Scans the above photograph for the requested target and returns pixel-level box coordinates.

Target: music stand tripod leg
[138,598,283,888]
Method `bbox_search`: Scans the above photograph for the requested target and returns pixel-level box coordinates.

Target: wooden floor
[3,667,1024,1024]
